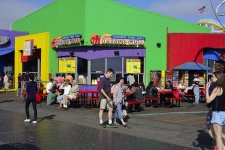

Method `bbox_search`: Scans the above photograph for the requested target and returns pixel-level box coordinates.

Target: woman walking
[113,77,127,127]
[206,72,225,150]
[24,73,38,124]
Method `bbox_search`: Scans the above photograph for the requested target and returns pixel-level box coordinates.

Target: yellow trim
[14,32,50,90]
[197,22,225,32]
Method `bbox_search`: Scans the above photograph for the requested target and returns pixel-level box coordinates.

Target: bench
[144,97,159,107]
[22,92,47,104]
[184,94,195,103]
[166,97,181,107]
[127,101,144,112]
[127,101,144,105]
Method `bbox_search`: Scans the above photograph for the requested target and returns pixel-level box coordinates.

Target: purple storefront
[0,29,27,75]
[53,34,146,90]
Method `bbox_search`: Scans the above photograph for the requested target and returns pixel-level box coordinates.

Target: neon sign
[90,34,145,46]
[51,34,82,48]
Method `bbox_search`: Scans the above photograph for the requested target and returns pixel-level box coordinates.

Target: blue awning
[203,49,225,61]
[173,62,211,71]
[0,49,14,56]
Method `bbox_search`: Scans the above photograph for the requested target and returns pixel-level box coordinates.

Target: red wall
[167,33,225,70]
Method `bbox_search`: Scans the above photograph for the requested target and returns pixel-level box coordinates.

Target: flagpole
[204,6,206,19]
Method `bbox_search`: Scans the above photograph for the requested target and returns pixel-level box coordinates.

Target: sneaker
[114,121,119,126]
[24,119,30,123]
[99,123,106,128]
[32,120,37,124]
[106,123,118,128]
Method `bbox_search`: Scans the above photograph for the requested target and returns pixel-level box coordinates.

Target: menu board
[126,59,141,73]
[58,57,76,73]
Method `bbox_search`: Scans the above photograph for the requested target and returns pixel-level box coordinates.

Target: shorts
[211,111,225,126]
[100,98,113,110]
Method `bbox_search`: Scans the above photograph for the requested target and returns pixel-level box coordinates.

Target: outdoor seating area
[21,86,206,112]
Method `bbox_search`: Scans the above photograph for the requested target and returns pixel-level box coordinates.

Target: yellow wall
[14,32,50,89]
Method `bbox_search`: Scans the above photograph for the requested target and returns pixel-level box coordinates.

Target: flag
[198,6,206,13]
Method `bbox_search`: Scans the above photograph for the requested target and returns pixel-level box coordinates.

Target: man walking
[99,68,117,128]
[24,73,38,124]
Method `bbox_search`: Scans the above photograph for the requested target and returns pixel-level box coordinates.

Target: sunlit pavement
[0,92,212,150]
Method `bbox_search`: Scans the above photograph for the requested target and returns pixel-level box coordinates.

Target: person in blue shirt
[24,73,38,124]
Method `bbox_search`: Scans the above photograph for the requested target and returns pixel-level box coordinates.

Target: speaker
[114,51,119,56]
[69,52,74,57]
[157,43,161,48]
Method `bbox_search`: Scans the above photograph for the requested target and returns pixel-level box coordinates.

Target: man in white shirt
[46,79,53,94]
[127,74,135,85]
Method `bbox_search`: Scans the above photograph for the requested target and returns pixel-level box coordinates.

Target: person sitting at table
[66,73,73,83]
[145,81,158,98]
[46,79,53,94]
[57,80,71,107]
[60,80,79,109]
[126,83,144,111]
[54,73,63,87]
[165,80,173,90]
[177,81,186,92]
[193,78,200,105]
[46,80,58,105]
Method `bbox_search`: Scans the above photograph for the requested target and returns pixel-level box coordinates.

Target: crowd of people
[21,63,225,150]
[45,73,79,109]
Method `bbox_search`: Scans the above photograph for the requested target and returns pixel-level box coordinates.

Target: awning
[173,62,211,71]
[203,48,225,61]
[0,49,14,56]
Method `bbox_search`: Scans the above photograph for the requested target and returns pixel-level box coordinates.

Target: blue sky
[0,0,224,30]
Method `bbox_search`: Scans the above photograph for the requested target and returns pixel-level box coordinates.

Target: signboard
[0,36,10,45]
[126,59,141,73]
[23,40,33,56]
[51,34,82,48]
[90,34,145,46]
[58,57,76,73]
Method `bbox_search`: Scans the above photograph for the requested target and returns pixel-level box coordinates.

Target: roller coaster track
[197,19,225,32]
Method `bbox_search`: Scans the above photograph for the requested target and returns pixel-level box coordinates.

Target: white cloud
[0,0,41,30]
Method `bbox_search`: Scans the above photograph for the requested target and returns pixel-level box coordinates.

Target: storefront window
[107,57,122,73]
[91,58,105,73]
[123,57,144,84]
[57,57,76,81]
[91,58,105,85]
[77,57,87,84]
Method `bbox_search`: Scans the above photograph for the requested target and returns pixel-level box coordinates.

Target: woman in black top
[24,73,38,124]
[206,72,225,150]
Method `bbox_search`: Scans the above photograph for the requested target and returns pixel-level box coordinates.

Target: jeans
[115,102,123,120]
[25,97,37,121]
[193,87,200,104]
[57,95,64,103]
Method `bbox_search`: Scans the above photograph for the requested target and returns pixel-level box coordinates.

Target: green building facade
[12,0,209,85]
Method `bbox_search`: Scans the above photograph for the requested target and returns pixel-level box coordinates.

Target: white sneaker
[24,119,31,123]
[32,121,37,124]
[32,120,37,124]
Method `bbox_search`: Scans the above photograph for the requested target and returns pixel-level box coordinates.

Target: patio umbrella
[173,62,211,71]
